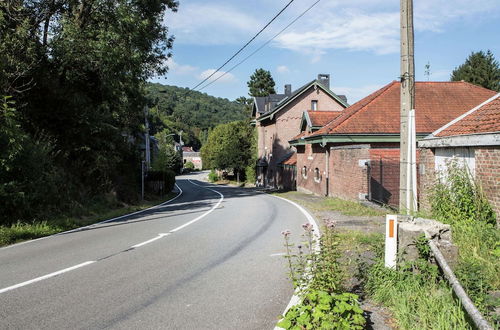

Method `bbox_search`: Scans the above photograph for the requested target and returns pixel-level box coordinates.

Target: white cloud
[277,65,290,73]
[164,3,260,45]
[333,84,386,104]
[165,58,198,75]
[198,69,236,83]
[271,0,499,56]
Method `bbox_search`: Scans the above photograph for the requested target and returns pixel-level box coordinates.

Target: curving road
[0,172,310,329]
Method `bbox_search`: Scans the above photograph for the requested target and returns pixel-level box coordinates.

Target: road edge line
[270,194,321,330]
[0,183,184,250]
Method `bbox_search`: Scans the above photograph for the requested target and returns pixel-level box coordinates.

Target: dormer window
[311,100,318,111]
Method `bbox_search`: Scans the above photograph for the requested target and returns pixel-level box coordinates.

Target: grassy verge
[0,192,178,247]
[336,230,473,329]
[274,191,389,217]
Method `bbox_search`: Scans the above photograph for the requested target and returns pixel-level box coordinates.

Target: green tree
[152,130,182,174]
[236,96,253,117]
[201,121,256,181]
[451,50,500,91]
[247,68,276,97]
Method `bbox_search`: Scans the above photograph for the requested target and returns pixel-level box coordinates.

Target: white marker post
[385,214,398,269]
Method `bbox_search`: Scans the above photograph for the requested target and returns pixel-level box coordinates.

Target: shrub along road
[0,172,309,329]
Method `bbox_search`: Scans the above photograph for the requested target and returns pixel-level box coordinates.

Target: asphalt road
[0,172,311,329]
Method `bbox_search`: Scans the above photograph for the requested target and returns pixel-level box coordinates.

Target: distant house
[419,93,500,217]
[182,146,202,169]
[253,74,349,189]
[290,81,497,208]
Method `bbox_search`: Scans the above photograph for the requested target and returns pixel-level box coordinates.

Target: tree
[236,96,253,116]
[247,68,276,97]
[152,130,182,174]
[451,50,500,91]
[200,121,256,181]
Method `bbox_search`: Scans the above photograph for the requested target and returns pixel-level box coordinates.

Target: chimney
[317,74,330,89]
[284,84,292,96]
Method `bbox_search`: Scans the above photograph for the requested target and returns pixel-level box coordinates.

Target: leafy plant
[208,169,218,183]
[430,161,499,321]
[277,291,365,330]
[278,221,365,329]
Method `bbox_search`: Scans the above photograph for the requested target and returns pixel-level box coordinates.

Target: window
[314,168,321,183]
[311,100,318,111]
[302,166,307,179]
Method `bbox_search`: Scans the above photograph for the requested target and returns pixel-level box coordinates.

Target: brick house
[418,93,500,217]
[290,81,497,208]
[253,74,348,189]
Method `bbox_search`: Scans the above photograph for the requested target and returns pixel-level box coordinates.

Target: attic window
[311,100,318,111]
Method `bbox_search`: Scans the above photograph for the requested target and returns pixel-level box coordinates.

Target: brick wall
[369,148,400,207]
[329,146,370,201]
[296,144,327,195]
[475,147,500,218]
[258,85,345,188]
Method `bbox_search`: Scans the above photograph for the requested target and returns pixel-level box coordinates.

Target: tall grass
[429,161,499,323]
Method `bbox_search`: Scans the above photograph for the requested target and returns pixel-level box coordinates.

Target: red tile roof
[435,94,500,137]
[291,131,310,141]
[311,81,497,136]
[307,110,343,127]
[281,153,297,166]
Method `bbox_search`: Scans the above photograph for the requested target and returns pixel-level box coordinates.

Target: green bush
[184,161,195,170]
[278,291,365,330]
[245,165,256,184]
[279,221,365,329]
[208,169,218,182]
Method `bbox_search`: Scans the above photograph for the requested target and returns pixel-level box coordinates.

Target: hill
[146,83,248,149]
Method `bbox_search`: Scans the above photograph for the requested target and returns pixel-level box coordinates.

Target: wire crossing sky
[191,0,295,91]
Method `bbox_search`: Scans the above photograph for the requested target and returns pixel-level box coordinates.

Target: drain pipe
[425,231,493,330]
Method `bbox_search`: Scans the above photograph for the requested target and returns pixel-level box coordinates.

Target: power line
[198,0,322,92]
[191,0,295,91]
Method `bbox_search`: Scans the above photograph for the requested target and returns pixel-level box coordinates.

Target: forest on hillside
[146,83,248,150]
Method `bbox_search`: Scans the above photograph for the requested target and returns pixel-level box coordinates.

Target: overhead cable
[191,0,295,91]
[198,0,322,91]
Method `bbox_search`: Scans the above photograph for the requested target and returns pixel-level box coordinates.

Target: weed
[278,222,365,329]
[429,161,499,321]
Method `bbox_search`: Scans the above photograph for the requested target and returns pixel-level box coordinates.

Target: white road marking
[0,261,95,294]
[131,233,171,248]
[169,180,224,233]
[271,195,321,330]
[270,253,286,257]
[0,183,184,251]
[0,179,223,294]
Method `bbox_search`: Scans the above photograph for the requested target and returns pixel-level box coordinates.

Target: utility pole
[399,0,417,214]
[144,106,151,168]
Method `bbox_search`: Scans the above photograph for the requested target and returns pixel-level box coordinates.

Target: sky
[151,0,500,103]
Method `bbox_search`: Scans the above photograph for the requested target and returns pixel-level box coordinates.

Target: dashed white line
[0,179,223,294]
[0,261,96,294]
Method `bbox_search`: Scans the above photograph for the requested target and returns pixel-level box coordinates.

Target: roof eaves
[429,93,500,138]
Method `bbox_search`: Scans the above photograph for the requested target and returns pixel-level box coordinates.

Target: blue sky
[152,0,500,103]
